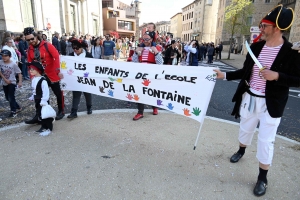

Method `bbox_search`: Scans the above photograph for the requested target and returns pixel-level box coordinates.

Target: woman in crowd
[2,37,19,64]
[164,40,180,65]
[42,34,48,41]
[91,37,102,59]
[121,38,127,58]
[67,39,93,119]
[115,39,122,60]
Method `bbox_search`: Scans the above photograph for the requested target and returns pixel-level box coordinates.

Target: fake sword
[245,41,266,77]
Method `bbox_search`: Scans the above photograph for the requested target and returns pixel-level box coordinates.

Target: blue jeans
[3,84,21,113]
[21,56,29,78]
[208,55,213,63]
[116,50,121,59]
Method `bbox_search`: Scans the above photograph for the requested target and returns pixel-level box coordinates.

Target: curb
[1,109,299,145]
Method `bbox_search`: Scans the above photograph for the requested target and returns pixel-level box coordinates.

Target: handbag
[172,57,177,65]
[41,105,56,119]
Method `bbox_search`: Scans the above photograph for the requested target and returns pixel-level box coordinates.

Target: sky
[121,0,194,24]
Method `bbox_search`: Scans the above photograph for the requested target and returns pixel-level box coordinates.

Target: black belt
[246,89,265,98]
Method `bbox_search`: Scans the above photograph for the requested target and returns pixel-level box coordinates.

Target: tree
[224,0,254,59]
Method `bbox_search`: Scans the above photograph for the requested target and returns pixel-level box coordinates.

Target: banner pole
[193,120,204,150]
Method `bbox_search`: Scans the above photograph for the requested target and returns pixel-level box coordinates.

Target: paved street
[1,56,299,142]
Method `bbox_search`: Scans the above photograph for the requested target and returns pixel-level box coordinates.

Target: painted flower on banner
[60,61,67,69]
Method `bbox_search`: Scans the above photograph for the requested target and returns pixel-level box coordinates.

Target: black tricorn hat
[27,61,44,74]
[261,4,294,30]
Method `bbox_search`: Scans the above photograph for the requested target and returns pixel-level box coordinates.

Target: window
[247,17,253,26]
[183,16,184,21]
[21,0,34,27]
[192,12,193,18]
[70,5,76,32]
[102,1,113,8]
[252,0,255,3]
[93,19,98,35]
[191,22,193,29]
[118,20,133,31]
[265,0,270,3]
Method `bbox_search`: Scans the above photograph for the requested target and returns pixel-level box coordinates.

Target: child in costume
[28,61,54,136]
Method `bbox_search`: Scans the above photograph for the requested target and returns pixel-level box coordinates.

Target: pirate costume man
[214,4,300,196]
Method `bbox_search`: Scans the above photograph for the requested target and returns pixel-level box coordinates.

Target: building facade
[215,0,279,51]
[102,0,141,38]
[181,2,195,42]
[0,0,103,43]
[102,7,136,38]
[281,0,299,43]
[170,12,182,40]
[156,21,171,37]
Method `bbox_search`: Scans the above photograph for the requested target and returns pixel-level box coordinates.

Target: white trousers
[239,92,281,165]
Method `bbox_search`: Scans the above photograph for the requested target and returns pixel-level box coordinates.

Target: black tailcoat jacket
[226,37,300,118]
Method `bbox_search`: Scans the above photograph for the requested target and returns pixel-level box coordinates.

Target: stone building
[170,12,182,40]
[281,0,299,43]
[155,21,171,37]
[181,2,195,42]
[101,0,141,38]
[0,0,103,44]
[215,0,279,51]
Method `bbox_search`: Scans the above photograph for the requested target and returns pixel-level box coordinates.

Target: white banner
[59,56,217,123]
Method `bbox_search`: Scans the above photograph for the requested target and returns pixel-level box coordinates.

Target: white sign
[250,26,260,33]
[59,56,216,123]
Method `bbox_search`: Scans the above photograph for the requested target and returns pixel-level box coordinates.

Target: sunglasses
[259,24,274,30]
[1,55,9,57]
[143,38,151,41]
[72,47,80,50]
[26,37,35,42]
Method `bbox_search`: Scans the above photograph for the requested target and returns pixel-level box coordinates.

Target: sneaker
[16,108,22,113]
[39,129,51,136]
[8,112,17,118]
[153,108,158,115]
[133,113,143,121]
[36,127,46,133]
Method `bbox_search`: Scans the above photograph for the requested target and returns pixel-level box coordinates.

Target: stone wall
[289,0,300,43]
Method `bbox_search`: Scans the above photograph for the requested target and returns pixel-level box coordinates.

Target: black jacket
[18,40,28,57]
[60,40,67,55]
[164,46,179,64]
[226,37,300,118]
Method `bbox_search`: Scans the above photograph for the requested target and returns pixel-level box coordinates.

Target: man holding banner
[131,31,163,120]
[214,5,300,196]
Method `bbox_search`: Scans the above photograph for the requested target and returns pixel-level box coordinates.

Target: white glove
[40,100,48,106]
[28,96,34,101]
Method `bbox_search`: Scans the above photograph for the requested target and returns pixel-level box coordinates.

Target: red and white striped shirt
[141,47,150,63]
[249,44,282,94]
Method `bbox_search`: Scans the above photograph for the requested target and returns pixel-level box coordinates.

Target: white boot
[39,129,51,136]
